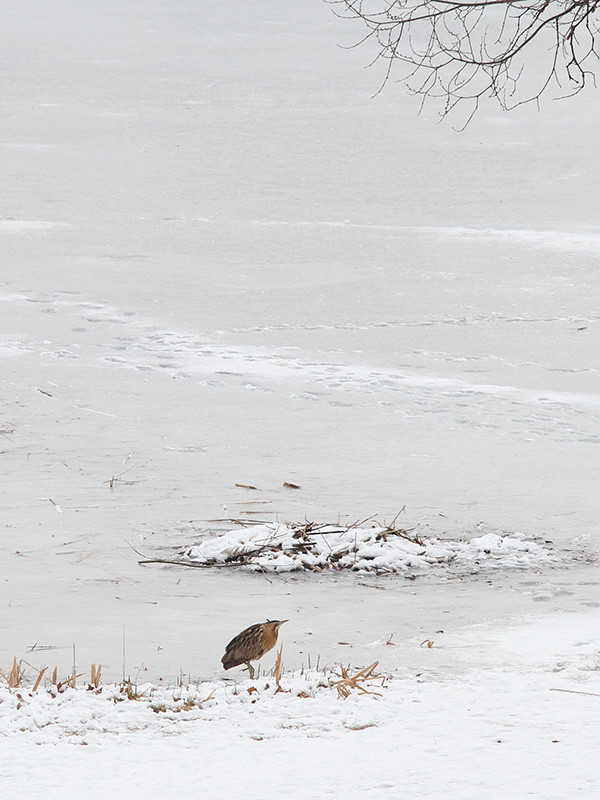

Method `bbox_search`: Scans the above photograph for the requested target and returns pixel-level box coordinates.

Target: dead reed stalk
[71,643,77,688]
[273,646,284,691]
[32,666,48,692]
[90,664,102,688]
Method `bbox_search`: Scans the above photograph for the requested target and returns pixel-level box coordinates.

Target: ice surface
[1,0,600,797]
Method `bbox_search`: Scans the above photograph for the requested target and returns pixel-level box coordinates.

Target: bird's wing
[221,624,263,667]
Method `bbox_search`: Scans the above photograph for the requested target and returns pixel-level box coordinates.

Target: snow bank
[180,523,556,574]
[0,667,385,744]
[3,613,600,800]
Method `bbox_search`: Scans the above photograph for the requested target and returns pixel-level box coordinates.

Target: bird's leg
[245,662,255,679]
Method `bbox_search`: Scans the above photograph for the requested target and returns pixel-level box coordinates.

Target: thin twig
[550,688,600,698]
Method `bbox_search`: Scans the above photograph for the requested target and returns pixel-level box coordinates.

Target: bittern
[221,619,287,679]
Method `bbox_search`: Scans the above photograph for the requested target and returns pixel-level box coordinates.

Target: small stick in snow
[550,688,600,698]
[389,506,407,527]
[358,583,389,590]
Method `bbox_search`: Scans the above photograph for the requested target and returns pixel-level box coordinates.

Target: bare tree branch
[330,0,600,120]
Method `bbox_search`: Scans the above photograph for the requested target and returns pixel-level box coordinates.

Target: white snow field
[1,0,600,797]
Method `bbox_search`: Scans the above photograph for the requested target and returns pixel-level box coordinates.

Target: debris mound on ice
[181,522,555,575]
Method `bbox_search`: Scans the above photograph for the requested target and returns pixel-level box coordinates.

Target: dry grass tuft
[0,657,26,688]
[180,688,215,711]
[331,661,386,700]
[1,659,215,711]
[117,679,147,701]
[52,646,85,691]
[151,688,216,714]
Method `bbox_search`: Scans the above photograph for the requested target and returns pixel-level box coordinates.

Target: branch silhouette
[331,0,600,122]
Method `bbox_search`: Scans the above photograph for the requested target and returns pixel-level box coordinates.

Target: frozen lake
[1,1,599,796]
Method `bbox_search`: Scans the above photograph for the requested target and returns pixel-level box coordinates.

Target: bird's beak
[278,620,288,626]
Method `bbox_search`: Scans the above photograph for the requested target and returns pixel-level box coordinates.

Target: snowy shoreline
[3,610,600,799]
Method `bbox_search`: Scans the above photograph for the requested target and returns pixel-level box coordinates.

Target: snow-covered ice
[1,0,600,797]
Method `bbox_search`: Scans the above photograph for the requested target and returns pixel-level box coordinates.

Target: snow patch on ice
[0,341,34,357]
[0,220,63,232]
[412,226,600,257]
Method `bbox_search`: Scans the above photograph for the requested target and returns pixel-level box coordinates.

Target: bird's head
[267,619,288,630]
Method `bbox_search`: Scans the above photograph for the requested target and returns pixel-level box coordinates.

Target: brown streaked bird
[221,619,287,679]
